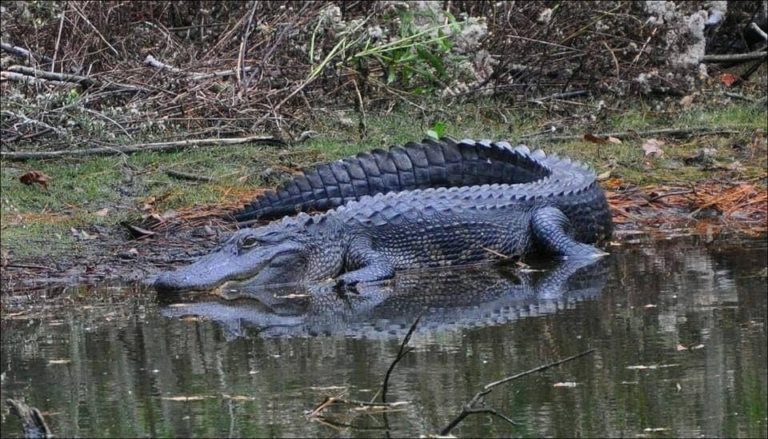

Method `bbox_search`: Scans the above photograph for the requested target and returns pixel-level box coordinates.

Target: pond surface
[1,236,766,438]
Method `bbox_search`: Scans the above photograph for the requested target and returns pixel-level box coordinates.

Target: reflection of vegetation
[1,241,765,437]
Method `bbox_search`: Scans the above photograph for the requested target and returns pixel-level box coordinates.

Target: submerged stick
[439,348,596,436]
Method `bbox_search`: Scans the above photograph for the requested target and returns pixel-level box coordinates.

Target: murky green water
[1,237,766,438]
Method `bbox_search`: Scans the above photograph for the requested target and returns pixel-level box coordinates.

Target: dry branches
[0,1,765,150]
[0,135,282,160]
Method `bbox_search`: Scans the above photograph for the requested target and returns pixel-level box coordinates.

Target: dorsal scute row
[235,138,596,223]
[272,158,597,234]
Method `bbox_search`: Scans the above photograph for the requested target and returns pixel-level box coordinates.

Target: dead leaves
[719,73,738,87]
[583,133,621,144]
[19,170,50,189]
[641,138,665,157]
[607,181,767,235]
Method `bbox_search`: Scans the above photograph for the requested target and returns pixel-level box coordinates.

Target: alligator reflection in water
[161,257,609,338]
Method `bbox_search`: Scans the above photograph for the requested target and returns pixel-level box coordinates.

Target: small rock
[118,248,140,259]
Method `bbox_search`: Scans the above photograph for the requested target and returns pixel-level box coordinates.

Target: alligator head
[153,222,342,295]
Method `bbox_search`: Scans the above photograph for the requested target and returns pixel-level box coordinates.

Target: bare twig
[1,110,66,135]
[0,42,53,64]
[702,51,767,63]
[378,315,421,404]
[237,2,258,86]
[3,127,53,143]
[0,71,73,87]
[522,127,742,141]
[649,189,694,201]
[143,55,183,74]
[528,90,588,104]
[724,92,755,103]
[749,22,768,42]
[308,396,408,418]
[0,135,283,161]
[603,40,620,78]
[81,107,133,139]
[164,169,215,182]
[353,79,367,137]
[439,349,596,436]
[51,9,66,73]
[144,54,259,81]
[70,3,119,56]
[6,65,93,85]
[5,65,145,92]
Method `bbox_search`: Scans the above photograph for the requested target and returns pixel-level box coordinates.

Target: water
[1,237,766,438]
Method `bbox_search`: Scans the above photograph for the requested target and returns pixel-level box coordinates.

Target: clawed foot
[334,277,360,297]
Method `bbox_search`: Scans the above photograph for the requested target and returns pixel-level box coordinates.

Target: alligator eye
[239,235,259,249]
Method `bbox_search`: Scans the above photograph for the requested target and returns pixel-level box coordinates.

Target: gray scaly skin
[160,258,609,339]
[153,139,612,293]
[234,137,559,222]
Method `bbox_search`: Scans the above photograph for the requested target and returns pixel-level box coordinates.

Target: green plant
[307,6,468,95]
[426,121,447,139]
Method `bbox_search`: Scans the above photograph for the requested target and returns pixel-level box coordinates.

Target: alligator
[160,258,609,339]
[153,138,612,294]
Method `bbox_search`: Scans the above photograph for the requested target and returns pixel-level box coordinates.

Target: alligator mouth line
[212,279,311,300]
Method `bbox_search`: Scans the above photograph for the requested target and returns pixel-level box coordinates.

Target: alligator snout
[153,270,199,294]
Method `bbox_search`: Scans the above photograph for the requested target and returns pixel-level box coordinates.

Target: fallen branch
[702,51,767,63]
[144,54,258,81]
[749,23,768,42]
[439,349,596,436]
[6,399,53,438]
[5,65,146,92]
[0,135,283,161]
[724,92,755,102]
[522,127,742,141]
[308,396,409,418]
[8,65,94,86]
[143,55,183,74]
[1,70,74,87]
[0,42,53,65]
[1,110,66,135]
[529,90,588,104]
[164,169,215,182]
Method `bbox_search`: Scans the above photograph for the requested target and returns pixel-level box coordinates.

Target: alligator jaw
[153,239,304,294]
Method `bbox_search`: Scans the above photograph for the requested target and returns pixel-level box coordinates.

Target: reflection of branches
[308,395,409,418]
[380,315,421,404]
[308,316,420,432]
[439,348,596,436]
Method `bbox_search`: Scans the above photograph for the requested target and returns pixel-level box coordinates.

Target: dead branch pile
[1,1,765,149]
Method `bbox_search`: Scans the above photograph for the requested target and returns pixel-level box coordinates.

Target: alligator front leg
[337,237,395,289]
[531,207,608,258]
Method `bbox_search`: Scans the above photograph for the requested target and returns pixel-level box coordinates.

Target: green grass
[1,99,766,258]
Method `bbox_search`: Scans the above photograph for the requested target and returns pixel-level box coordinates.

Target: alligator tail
[233,137,547,223]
